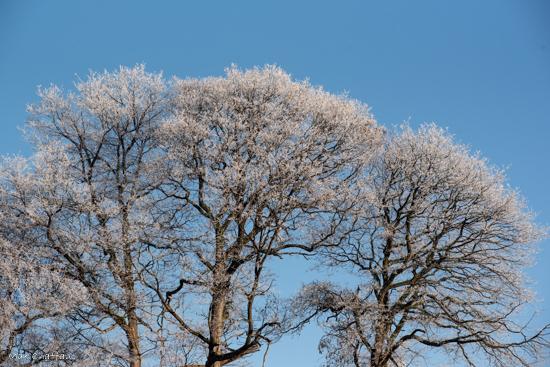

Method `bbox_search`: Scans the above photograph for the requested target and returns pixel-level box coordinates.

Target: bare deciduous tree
[0,65,169,367]
[2,65,547,367]
[0,65,383,367]
[145,65,383,367]
[293,125,549,367]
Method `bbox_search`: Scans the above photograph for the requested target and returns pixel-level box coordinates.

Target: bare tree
[6,65,544,367]
[0,65,169,367]
[143,65,384,367]
[293,125,549,367]
[0,64,383,367]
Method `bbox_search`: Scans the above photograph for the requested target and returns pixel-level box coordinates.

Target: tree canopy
[0,65,546,367]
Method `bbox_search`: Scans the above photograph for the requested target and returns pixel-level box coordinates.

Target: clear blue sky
[1,1,549,366]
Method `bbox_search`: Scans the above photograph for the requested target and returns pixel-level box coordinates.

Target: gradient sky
[1,1,549,366]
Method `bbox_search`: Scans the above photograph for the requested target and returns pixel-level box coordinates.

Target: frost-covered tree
[145,65,384,367]
[6,64,545,367]
[0,65,169,367]
[294,125,549,367]
[0,65,383,367]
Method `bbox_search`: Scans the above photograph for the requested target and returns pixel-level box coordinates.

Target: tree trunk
[127,314,142,367]
[205,293,227,367]
[204,229,228,367]
[371,323,388,367]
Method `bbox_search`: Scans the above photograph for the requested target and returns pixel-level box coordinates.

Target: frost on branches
[147,65,383,367]
[0,66,170,367]
[0,65,547,367]
[0,236,87,365]
[293,125,549,367]
[0,65,383,367]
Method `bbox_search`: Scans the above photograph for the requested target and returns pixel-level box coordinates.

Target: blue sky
[1,1,549,366]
